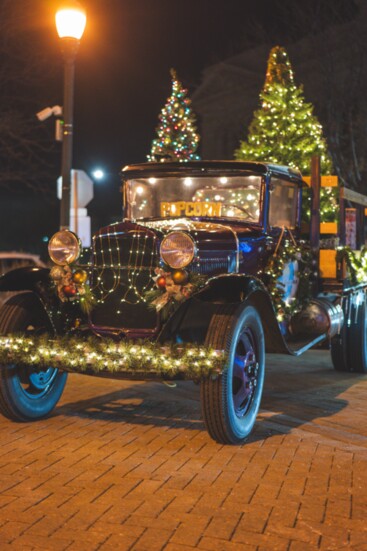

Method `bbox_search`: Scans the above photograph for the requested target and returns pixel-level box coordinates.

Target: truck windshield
[126,175,262,222]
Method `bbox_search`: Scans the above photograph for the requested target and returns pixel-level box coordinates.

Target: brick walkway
[0,350,366,550]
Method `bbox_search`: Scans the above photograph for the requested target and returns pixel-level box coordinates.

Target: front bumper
[0,335,225,381]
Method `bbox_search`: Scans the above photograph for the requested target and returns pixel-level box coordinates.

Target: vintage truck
[0,160,366,444]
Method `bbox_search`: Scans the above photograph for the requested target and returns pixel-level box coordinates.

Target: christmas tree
[235,46,332,175]
[235,46,336,222]
[148,69,200,162]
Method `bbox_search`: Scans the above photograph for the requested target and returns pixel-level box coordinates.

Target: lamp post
[55,2,86,230]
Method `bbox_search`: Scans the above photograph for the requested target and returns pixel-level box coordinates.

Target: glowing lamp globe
[92,169,104,180]
[55,5,86,40]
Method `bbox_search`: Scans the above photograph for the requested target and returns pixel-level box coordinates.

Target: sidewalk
[0,349,366,550]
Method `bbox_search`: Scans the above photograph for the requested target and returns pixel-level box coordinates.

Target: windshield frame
[122,171,266,227]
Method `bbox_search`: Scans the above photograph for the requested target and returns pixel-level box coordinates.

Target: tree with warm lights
[235,45,336,220]
[235,45,332,173]
[148,69,200,162]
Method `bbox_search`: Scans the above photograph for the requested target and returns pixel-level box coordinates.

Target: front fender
[0,266,57,317]
[159,274,288,353]
[197,273,268,303]
[0,266,82,333]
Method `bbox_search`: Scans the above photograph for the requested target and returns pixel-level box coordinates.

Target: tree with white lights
[235,46,332,175]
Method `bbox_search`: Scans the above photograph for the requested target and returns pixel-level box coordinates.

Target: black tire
[347,295,367,373]
[200,304,265,445]
[0,293,67,421]
[330,323,351,372]
[330,293,367,373]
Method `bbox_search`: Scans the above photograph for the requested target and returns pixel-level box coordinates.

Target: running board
[285,333,327,356]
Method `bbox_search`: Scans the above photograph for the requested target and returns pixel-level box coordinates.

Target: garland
[0,335,225,380]
[336,246,367,285]
[262,230,313,320]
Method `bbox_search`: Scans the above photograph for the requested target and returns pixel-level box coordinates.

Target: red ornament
[156,276,166,289]
[63,285,77,297]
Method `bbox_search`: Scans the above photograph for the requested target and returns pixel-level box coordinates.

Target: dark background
[0,0,358,256]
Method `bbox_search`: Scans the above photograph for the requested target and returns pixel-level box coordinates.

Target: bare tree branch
[0,0,59,195]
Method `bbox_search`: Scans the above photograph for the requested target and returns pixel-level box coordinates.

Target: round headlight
[48,230,81,266]
[160,232,195,269]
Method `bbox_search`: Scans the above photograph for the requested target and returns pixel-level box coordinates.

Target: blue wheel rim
[18,367,58,399]
[232,327,259,417]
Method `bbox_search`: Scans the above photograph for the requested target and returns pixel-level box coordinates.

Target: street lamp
[92,169,105,180]
[55,2,86,230]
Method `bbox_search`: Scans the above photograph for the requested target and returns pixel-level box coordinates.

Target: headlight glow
[160,232,195,269]
[48,230,81,265]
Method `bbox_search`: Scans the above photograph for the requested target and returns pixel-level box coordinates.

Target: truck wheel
[0,293,67,421]
[330,324,351,372]
[200,304,265,444]
[347,297,367,373]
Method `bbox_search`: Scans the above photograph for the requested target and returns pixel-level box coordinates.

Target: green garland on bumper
[0,335,226,380]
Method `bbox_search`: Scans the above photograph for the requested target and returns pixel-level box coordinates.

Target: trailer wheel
[330,324,351,372]
[0,293,67,421]
[347,296,367,373]
[200,304,265,445]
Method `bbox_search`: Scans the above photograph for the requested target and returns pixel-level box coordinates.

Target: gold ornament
[172,269,189,285]
[72,269,88,284]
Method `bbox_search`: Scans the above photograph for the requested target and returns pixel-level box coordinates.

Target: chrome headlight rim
[160,231,196,269]
[48,230,81,266]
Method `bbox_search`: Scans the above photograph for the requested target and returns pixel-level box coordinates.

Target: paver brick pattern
[0,350,366,550]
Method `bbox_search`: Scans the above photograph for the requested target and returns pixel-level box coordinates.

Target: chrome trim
[222,225,239,273]
[160,231,196,269]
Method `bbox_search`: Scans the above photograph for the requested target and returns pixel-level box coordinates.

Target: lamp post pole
[55,3,86,230]
[60,38,77,229]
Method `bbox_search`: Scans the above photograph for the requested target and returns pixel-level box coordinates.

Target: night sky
[47,0,353,171]
[72,0,279,170]
[69,0,351,224]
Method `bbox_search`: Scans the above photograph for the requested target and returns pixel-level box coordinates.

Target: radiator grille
[192,255,232,275]
[90,230,158,330]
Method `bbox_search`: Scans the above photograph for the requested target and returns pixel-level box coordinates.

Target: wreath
[262,228,313,320]
[144,267,206,320]
[336,246,367,285]
[49,264,95,314]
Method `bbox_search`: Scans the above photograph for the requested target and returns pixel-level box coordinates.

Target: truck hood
[94,218,264,275]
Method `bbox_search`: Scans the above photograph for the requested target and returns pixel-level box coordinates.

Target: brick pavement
[0,349,366,550]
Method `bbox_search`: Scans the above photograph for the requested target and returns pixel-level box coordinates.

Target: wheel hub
[232,329,259,417]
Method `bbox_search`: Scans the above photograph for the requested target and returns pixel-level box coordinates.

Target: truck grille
[192,255,233,275]
[90,230,159,330]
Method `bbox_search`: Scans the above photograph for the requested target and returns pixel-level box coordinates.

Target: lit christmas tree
[235,46,335,221]
[148,69,200,162]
